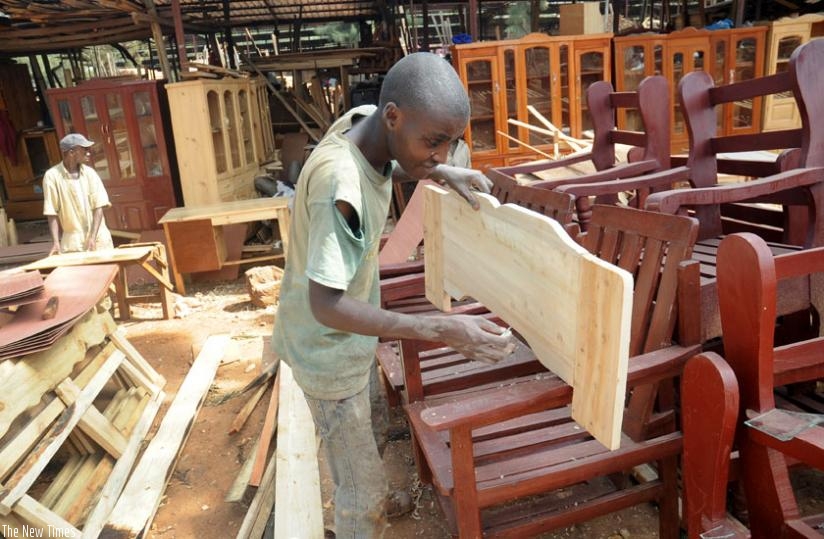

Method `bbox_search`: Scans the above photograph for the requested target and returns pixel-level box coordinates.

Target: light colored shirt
[272,105,394,399]
[42,162,113,252]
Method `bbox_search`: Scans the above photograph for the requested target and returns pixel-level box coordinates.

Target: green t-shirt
[272,106,394,399]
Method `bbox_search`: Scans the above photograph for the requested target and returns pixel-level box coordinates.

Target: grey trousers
[305,374,388,538]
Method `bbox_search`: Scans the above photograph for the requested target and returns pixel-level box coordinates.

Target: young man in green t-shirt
[272,52,513,537]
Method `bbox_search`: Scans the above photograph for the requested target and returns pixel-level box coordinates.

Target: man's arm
[309,280,513,364]
[47,215,61,255]
[85,207,105,251]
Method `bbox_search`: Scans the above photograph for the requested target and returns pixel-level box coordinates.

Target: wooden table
[23,243,174,320]
[158,198,291,295]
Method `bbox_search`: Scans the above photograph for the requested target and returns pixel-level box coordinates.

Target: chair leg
[658,454,680,539]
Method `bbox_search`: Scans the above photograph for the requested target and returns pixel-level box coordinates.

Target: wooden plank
[235,449,277,539]
[249,368,281,487]
[110,329,166,388]
[55,377,128,459]
[0,398,65,482]
[224,434,261,503]
[158,196,290,226]
[13,495,79,538]
[100,334,228,538]
[81,389,164,539]
[22,246,155,271]
[423,186,632,450]
[273,363,323,538]
[0,346,125,514]
[379,180,436,266]
[228,383,267,435]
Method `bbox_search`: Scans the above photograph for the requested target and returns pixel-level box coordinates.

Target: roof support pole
[171,0,188,73]
[143,0,174,81]
[468,0,479,40]
[223,0,236,69]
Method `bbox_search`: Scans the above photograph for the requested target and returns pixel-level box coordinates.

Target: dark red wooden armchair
[488,75,673,230]
[399,205,700,537]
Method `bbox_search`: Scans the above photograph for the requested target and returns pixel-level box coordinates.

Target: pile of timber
[227,337,323,538]
[0,208,18,248]
[0,264,226,538]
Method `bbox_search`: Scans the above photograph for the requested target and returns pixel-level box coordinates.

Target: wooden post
[142,0,174,81]
[171,0,188,72]
[223,0,236,69]
[733,0,746,28]
[468,0,479,40]
[421,0,430,52]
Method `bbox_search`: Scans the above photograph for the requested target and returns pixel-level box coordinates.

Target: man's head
[59,133,95,153]
[378,53,471,179]
[59,133,94,169]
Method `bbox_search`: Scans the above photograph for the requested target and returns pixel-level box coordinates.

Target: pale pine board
[423,185,632,450]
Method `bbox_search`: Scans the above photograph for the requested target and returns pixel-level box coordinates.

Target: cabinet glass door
[465,57,497,153]
[134,91,164,177]
[559,45,570,134]
[207,90,227,174]
[712,38,728,130]
[503,49,518,150]
[105,92,136,181]
[224,91,241,169]
[238,90,254,165]
[731,37,759,129]
[672,49,705,136]
[577,51,607,134]
[80,95,110,181]
[524,46,551,146]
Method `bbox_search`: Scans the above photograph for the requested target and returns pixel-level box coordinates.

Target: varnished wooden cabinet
[166,77,273,206]
[46,79,179,231]
[0,129,60,221]
[452,32,612,172]
[614,26,765,153]
[761,14,824,131]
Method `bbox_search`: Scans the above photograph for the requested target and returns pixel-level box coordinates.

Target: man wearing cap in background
[43,133,114,255]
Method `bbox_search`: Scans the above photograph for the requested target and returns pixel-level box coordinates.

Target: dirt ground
[118,275,823,539]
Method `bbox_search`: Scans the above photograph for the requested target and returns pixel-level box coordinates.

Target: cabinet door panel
[576,50,607,135]
[523,45,552,147]
[463,56,499,155]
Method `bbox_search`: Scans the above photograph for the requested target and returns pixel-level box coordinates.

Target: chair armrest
[555,166,692,197]
[745,410,824,469]
[532,159,662,189]
[626,343,702,386]
[416,341,699,433]
[645,167,824,215]
[498,152,593,177]
[379,259,425,278]
[417,374,573,431]
[380,272,425,303]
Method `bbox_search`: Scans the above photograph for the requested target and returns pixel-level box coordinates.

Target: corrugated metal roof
[0,0,383,56]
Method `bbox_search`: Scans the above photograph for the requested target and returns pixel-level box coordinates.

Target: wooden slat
[100,334,227,538]
[249,369,281,487]
[423,186,632,450]
[273,363,323,538]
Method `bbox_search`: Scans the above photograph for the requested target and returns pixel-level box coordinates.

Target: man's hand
[85,237,97,251]
[49,242,60,256]
[435,314,515,364]
[433,165,493,210]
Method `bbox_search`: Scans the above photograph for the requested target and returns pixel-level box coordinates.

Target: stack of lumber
[0,263,226,538]
[0,208,17,248]
[0,264,165,537]
[228,337,323,539]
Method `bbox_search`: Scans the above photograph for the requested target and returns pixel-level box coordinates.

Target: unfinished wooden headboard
[423,185,632,449]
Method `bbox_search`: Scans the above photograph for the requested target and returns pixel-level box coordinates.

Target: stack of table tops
[0,270,44,310]
[0,264,118,360]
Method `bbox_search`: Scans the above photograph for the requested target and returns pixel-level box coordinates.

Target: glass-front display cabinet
[452,32,612,171]
[0,129,60,221]
[46,79,179,230]
[165,78,266,206]
[614,27,764,153]
[762,14,824,131]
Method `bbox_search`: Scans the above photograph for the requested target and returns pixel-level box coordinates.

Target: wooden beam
[142,0,174,81]
[249,368,281,487]
[171,0,188,71]
[101,334,228,538]
[273,363,323,537]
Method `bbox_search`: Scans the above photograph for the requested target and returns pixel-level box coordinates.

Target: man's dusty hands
[438,314,516,364]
